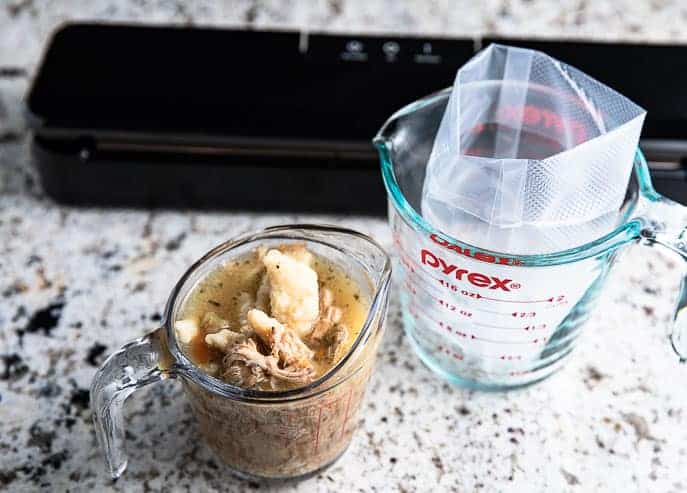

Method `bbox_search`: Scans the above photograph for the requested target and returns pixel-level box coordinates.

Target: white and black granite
[2,1,687,492]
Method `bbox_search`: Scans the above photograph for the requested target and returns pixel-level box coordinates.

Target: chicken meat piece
[223,363,267,388]
[223,338,314,387]
[201,312,231,334]
[236,291,256,336]
[262,249,319,337]
[247,309,314,369]
[222,340,269,388]
[252,245,311,316]
[278,243,314,266]
[309,288,343,341]
[324,324,349,363]
[254,274,271,313]
[174,319,199,345]
[205,329,245,353]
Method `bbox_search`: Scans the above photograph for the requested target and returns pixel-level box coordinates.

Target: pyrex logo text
[421,249,518,291]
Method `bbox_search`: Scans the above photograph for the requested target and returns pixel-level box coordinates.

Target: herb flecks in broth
[175,244,369,391]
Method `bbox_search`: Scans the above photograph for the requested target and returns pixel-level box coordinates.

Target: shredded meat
[324,324,349,363]
[222,339,269,387]
[307,288,349,363]
[263,249,319,337]
[223,338,314,387]
[309,288,343,341]
[185,244,357,390]
[247,309,314,369]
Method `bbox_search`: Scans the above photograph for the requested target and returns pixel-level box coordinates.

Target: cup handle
[89,327,177,479]
[638,194,687,360]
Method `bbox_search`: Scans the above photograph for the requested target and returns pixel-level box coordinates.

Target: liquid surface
[176,245,370,390]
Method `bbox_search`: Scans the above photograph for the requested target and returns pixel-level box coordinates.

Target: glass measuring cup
[90,225,391,479]
[374,87,687,391]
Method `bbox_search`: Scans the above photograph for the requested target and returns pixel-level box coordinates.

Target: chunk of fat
[174,319,199,345]
[205,329,244,353]
[263,249,319,337]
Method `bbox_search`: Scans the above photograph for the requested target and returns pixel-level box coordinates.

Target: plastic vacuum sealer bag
[421,44,646,254]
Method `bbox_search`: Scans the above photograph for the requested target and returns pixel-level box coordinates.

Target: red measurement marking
[438,345,538,375]
[438,279,461,292]
[438,345,464,361]
[439,321,472,338]
[482,294,555,304]
[440,322,548,345]
[416,288,548,319]
[473,321,526,330]
[439,321,462,336]
[438,299,457,311]
[480,353,523,360]
[408,300,442,326]
[339,388,353,440]
[473,306,517,316]
[435,293,520,317]
[392,231,402,247]
[499,355,523,361]
[461,290,566,305]
[313,406,323,453]
[524,324,547,331]
[512,312,537,318]
[400,254,416,274]
[403,279,418,295]
[284,411,293,447]
[461,290,482,299]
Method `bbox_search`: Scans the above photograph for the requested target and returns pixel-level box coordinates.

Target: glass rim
[161,224,391,403]
[374,87,659,267]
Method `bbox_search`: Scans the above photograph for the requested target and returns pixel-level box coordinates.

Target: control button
[383,41,400,56]
[414,40,442,64]
[346,40,364,52]
[382,41,400,62]
[299,31,309,53]
[341,39,368,61]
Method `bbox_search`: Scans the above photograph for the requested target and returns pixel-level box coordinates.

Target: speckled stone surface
[3,1,687,492]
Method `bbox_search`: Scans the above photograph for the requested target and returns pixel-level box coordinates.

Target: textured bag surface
[422,44,646,253]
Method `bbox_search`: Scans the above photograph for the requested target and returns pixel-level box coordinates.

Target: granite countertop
[3,1,687,492]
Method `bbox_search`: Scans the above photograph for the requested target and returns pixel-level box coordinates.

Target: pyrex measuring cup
[90,225,391,479]
[374,87,687,391]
